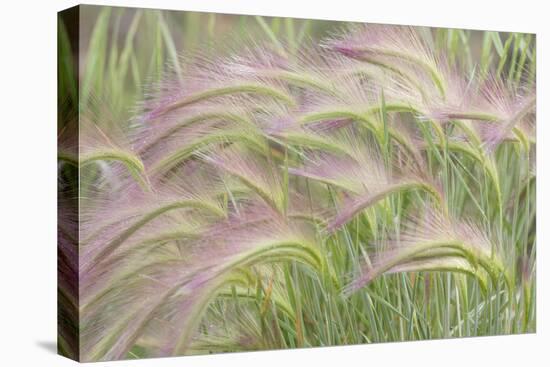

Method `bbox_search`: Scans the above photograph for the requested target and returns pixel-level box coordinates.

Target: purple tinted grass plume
[343,206,507,295]
[81,199,317,360]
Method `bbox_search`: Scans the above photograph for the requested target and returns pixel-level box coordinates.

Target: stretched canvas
[57,4,536,362]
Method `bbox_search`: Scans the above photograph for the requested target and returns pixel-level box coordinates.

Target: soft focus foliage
[58,8,535,361]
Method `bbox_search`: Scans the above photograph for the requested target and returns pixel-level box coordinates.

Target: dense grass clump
[58,8,535,361]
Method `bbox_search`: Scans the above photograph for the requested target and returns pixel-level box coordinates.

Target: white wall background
[0,0,546,365]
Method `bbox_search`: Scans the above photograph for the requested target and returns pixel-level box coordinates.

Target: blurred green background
[71,6,346,119]
[60,5,534,122]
